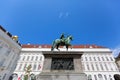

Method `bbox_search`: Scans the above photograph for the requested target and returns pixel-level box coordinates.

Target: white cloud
[65,12,69,17]
[58,12,70,18]
[112,45,120,57]
[59,12,63,18]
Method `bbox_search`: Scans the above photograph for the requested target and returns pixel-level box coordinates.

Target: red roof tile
[22,44,106,48]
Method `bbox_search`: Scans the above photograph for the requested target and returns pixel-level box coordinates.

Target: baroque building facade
[14,44,120,80]
[115,53,120,72]
[0,26,21,80]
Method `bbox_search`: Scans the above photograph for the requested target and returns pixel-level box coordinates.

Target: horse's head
[68,35,73,41]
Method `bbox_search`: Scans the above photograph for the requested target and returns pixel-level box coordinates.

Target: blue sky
[0,0,120,56]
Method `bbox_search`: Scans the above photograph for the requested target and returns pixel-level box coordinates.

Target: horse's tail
[51,40,55,51]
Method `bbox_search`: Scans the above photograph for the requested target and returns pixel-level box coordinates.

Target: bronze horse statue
[51,35,73,51]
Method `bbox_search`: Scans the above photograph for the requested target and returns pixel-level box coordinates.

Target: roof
[22,44,106,48]
[0,25,21,46]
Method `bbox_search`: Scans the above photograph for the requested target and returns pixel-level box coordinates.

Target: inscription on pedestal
[51,58,74,70]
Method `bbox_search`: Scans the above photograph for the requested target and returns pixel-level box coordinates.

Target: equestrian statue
[51,33,73,51]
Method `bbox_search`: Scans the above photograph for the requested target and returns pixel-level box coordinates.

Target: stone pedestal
[36,51,87,80]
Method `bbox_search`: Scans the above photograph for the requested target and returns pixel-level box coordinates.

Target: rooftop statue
[51,33,73,51]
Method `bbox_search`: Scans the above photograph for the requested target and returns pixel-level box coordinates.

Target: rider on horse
[51,33,73,51]
[60,33,65,43]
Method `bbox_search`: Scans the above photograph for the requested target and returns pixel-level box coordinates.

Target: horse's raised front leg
[66,44,72,51]
[66,45,68,51]
[56,44,60,51]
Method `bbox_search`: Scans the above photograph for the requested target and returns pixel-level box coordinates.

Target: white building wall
[14,47,120,80]
[81,52,120,80]
[14,51,44,77]
[0,27,21,80]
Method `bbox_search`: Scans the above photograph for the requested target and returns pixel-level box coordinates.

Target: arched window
[104,75,107,80]
[98,74,103,80]
[88,75,92,80]
[109,75,113,80]
[94,75,97,80]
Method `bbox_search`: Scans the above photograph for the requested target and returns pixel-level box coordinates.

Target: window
[106,57,109,61]
[85,57,87,61]
[110,57,114,61]
[23,63,27,70]
[93,57,96,61]
[31,56,34,61]
[40,56,42,61]
[89,57,92,61]
[114,63,119,71]
[35,56,38,61]
[87,63,90,70]
[104,75,107,80]
[100,63,104,70]
[104,63,108,70]
[102,57,105,61]
[23,56,25,61]
[94,75,97,80]
[109,75,112,80]
[109,63,113,71]
[18,64,22,70]
[33,63,37,70]
[98,57,100,61]
[27,56,30,61]
[96,63,99,71]
[38,63,41,70]
[98,74,103,80]
[88,75,92,80]
[91,63,94,71]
